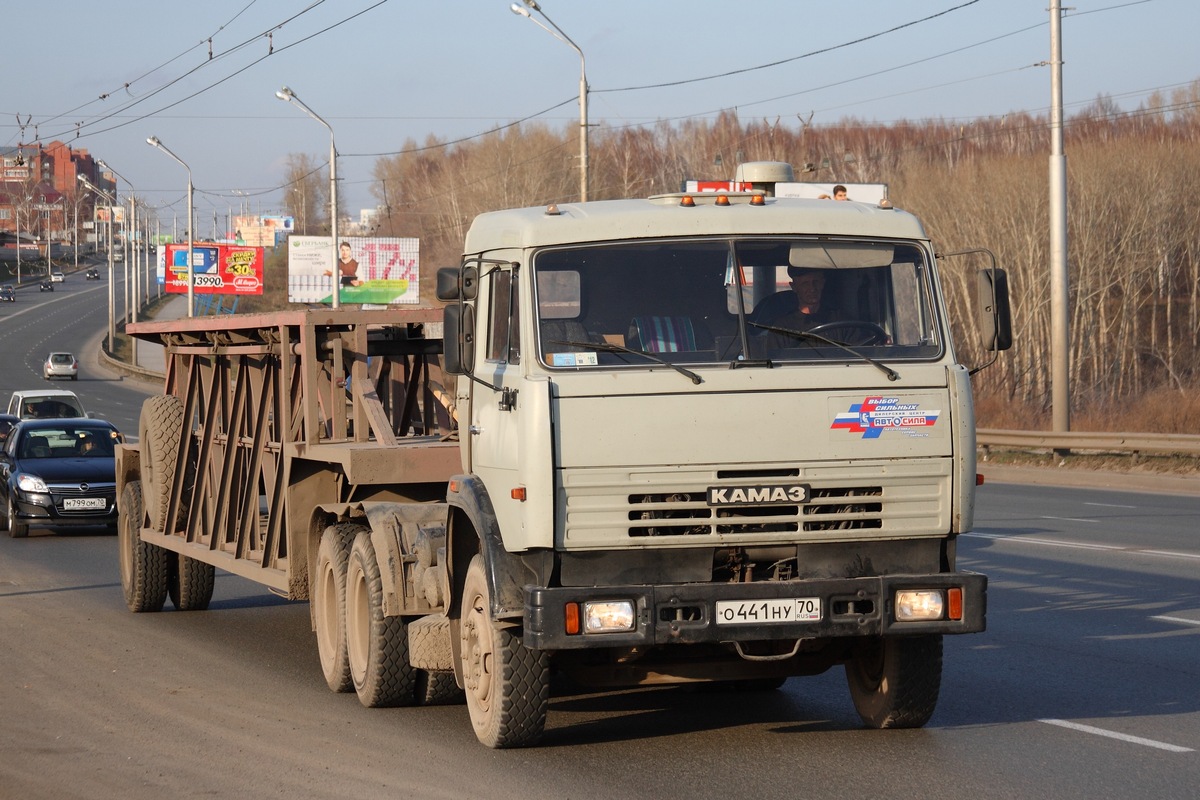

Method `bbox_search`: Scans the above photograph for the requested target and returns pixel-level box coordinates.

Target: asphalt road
[0,262,158,435]
[1,286,1197,799]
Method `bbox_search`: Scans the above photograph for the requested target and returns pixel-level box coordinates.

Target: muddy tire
[417,671,465,706]
[117,481,169,612]
[314,523,359,693]
[460,555,549,748]
[138,395,186,533]
[169,554,216,611]
[346,531,417,707]
[6,494,28,538]
[845,634,942,729]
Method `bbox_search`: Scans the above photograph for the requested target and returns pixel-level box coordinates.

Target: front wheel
[845,634,942,729]
[6,494,29,538]
[460,555,549,748]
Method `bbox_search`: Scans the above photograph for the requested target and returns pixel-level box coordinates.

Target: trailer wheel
[845,634,942,729]
[169,554,215,611]
[314,524,359,693]
[346,531,417,707]
[6,494,29,538]
[460,555,549,748]
[117,481,169,612]
[138,395,186,533]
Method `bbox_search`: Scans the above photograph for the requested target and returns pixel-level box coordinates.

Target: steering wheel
[806,320,888,346]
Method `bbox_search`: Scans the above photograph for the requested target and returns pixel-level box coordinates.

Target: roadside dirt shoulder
[978,462,1200,497]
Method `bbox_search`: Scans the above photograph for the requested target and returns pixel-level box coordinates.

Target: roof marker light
[679,195,696,207]
[715,194,730,206]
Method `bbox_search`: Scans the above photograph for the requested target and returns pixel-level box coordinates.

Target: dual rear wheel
[312,523,464,708]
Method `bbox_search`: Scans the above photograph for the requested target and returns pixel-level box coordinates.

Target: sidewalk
[133,295,190,374]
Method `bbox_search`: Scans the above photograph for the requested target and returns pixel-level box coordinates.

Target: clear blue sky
[4,0,1193,227]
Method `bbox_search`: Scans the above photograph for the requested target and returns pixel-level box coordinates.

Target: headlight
[895,590,944,621]
[583,600,636,633]
[17,473,50,493]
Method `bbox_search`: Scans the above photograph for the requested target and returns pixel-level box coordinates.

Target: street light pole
[146,136,195,317]
[511,0,588,201]
[15,199,22,285]
[76,175,118,351]
[98,160,140,363]
[276,86,340,308]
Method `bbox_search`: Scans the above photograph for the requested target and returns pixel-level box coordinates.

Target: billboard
[287,236,419,305]
[682,180,889,205]
[774,182,888,204]
[94,206,126,224]
[233,214,293,248]
[158,244,265,295]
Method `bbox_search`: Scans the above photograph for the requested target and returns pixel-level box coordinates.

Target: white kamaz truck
[117,162,1011,748]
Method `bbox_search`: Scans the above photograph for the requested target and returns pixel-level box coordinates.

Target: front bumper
[525,571,986,650]
[11,489,118,528]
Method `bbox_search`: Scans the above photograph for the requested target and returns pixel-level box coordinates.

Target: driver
[754,266,842,348]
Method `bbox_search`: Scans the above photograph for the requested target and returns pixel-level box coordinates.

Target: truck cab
[438,163,1011,742]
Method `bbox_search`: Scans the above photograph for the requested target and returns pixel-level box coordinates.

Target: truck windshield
[534,238,942,368]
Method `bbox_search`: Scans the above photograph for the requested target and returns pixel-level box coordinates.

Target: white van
[7,389,90,420]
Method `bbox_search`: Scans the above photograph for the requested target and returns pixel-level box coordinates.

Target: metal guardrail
[977,429,1200,459]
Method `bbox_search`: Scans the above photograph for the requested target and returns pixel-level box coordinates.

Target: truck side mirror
[442,302,476,375]
[977,268,1012,352]
[435,265,478,301]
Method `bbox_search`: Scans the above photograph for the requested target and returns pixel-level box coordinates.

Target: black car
[85,268,100,280]
[1,418,123,538]
[39,279,54,292]
[0,285,14,302]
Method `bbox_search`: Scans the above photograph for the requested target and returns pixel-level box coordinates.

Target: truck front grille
[559,463,950,548]
[628,486,884,536]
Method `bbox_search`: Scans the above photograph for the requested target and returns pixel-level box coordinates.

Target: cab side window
[486,270,520,364]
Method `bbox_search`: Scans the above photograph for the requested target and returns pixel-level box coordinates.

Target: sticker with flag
[831,396,940,439]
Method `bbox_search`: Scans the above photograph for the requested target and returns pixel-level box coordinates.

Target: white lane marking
[1084,502,1137,509]
[1143,550,1200,559]
[1040,719,1194,753]
[1041,515,1099,523]
[965,532,1200,560]
[1150,615,1200,627]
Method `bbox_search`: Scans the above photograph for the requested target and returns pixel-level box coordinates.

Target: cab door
[467,265,528,540]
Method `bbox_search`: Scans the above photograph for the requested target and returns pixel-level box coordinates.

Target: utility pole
[1049,0,1070,434]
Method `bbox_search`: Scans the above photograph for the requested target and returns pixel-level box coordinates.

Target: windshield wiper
[548,340,704,385]
[748,323,899,381]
